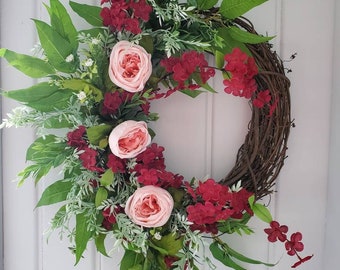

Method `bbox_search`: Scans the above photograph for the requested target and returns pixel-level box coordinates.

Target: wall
[0,0,336,269]
[323,0,340,268]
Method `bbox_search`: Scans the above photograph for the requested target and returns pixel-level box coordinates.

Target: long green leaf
[69,1,103,27]
[220,0,268,19]
[226,245,276,266]
[2,82,75,112]
[26,135,66,162]
[95,234,109,257]
[228,26,274,44]
[17,163,53,186]
[75,213,93,264]
[49,0,78,49]
[209,242,246,270]
[17,135,71,185]
[36,179,73,207]
[33,19,77,73]
[0,48,55,78]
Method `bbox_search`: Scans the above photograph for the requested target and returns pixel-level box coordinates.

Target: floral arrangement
[0,0,312,269]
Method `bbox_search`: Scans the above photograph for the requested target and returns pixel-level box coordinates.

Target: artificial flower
[125,185,174,227]
[108,40,152,92]
[108,120,151,159]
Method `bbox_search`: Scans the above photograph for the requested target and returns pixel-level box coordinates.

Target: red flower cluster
[102,89,150,117]
[253,89,271,108]
[223,48,258,98]
[100,0,152,34]
[102,92,123,115]
[102,205,123,230]
[67,126,103,172]
[186,179,253,234]
[107,154,126,173]
[264,221,313,268]
[132,143,184,189]
[160,51,215,88]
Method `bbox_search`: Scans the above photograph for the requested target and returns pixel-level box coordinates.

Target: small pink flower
[109,120,151,159]
[125,185,174,228]
[109,41,152,92]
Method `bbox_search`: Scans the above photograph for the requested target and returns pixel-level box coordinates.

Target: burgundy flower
[79,147,103,172]
[107,154,126,173]
[130,0,153,22]
[137,168,159,186]
[67,125,87,149]
[285,232,304,256]
[264,221,288,242]
[102,92,123,115]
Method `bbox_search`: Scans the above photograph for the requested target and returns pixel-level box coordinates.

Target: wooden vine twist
[221,17,292,199]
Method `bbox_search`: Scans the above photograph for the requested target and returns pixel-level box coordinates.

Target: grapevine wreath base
[221,17,291,199]
[0,0,313,269]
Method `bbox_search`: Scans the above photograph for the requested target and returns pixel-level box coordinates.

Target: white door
[1,0,337,269]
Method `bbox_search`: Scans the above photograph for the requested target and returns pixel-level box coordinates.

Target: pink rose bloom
[125,185,174,228]
[109,40,152,92]
[109,120,151,159]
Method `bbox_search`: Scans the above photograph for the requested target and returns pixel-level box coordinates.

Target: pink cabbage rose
[109,40,152,92]
[125,185,174,227]
[109,120,151,159]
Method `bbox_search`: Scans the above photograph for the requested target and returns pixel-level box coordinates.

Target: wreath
[0,0,312,269]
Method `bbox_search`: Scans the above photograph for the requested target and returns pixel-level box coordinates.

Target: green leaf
[40,117,74,129]
[226,245,276,266]
[151,233,183,256]
[220,0,268,19]
[214,27,250,63]
[120,249,144,270]
[228,26,274,44]
[86,124,112,146]
[79,28,106,38]
[196,0,218,10]
[62,79,104,102]
[180,89,204,98]
[0,48,55,78]
[248,195,255,206]
[95,187,108,207]
[252,202,273,223]
[29,135,68,163]
[17,164,53,187]
[2,82,75,112]
[16,135,71,185]
[100,169,114,186]
[33,19,78,73]
[75,213,93,264]
[69,1,103,27]
[218,214,253,235]
[49,0,79,49]
[95,234,109,257]
[209,242,246,270]
[36,179,73,207]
